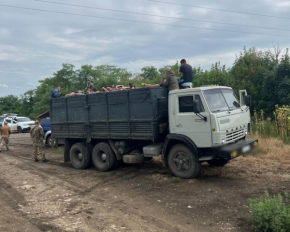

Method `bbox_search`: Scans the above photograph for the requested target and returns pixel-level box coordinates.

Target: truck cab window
[179,95,204,113]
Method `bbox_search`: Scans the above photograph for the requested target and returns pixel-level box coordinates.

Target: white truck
[50,86,258,179]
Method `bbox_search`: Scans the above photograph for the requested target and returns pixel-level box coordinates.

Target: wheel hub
[102,153,107,161]
[78,153,83,160]
[173,153,190,171]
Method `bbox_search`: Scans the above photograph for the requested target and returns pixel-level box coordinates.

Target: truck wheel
[92,142,116,172]
[167,144,201,179]
[17,127,22,133]
[207,159,228,167]
[47,135,58,148]
[69,143,91,169]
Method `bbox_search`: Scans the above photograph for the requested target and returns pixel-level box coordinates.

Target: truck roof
[169,86,232,95]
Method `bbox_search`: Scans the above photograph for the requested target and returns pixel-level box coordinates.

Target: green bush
[171,177,180,183]
[247,192,290,232]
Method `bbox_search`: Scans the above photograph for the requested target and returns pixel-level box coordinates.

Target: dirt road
[0,134,289,232]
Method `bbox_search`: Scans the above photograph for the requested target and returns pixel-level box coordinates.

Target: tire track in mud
[0,178,67,232]
[2,147,207,232]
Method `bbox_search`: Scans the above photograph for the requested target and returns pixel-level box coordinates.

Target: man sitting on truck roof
[178,59,193,89]
[142,67,179,92]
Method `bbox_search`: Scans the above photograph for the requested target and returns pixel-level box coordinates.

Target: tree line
[0,46,289,119]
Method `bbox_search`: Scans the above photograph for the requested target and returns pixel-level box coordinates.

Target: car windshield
[0,117,4,123]
[203,89,240,113]
[17,117,32,122]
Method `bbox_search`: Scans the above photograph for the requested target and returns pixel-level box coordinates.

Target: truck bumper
[217,139,258,161]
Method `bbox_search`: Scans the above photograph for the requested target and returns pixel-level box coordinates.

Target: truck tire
[47,135,58,148]
[167,144,201,179]
[69,143,91,169]
[17,126,22,133]
[92,142,116,172]
[207,159,229,167]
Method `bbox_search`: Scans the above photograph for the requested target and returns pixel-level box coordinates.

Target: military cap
[35,120,39,124]
[4,121,8,125]
[165,67,172,72]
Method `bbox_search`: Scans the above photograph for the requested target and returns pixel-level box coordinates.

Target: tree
[141,66,159,81]
[0,95,21,115]
[19,90,35,118]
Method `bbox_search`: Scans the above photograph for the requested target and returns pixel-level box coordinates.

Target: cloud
[276,1,290,7]
[0,0,290,98]
[0,84,8,88]
[27,83,36,86]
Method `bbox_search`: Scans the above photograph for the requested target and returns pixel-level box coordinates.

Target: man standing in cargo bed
[142,67,179,92]
[84,78,96,93]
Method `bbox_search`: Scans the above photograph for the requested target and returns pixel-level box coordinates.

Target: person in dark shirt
[178,59,193,89]
[51,86,61,98]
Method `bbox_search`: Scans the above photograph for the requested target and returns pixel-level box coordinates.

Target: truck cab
[162,86,257,178]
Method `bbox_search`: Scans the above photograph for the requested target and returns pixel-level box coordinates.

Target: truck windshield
[203,89,240,113]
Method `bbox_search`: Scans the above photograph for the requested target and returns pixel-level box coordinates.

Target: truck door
[174,94,212,148]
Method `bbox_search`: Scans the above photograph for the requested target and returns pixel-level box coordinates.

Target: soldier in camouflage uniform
[30,120,48,163]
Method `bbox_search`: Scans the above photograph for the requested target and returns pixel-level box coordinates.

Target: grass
[219,136,290,181]
[51,147,64,155]
[247,191,290,232]
[171,177,180,183]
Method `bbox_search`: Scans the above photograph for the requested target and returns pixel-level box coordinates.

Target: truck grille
[226,129,245,143]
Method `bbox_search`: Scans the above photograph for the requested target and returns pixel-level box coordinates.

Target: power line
[32,0,290,32]
[1,4,290,38]
[146,0,290,20]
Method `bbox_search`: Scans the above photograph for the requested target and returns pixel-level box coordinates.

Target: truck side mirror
[245,95,251,107]
[193,100,201,114]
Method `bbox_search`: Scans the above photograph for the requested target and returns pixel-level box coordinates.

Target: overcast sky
[0,0,290,96]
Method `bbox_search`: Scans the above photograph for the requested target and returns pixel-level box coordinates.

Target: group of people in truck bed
[50,59,193,99]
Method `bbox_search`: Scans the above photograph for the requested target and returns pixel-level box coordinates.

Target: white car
[1,117,18,132]
[15,117,37,133]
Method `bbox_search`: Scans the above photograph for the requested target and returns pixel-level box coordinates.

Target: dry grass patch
[221,137,290,181]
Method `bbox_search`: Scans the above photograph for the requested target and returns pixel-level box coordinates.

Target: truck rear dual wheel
[92,142,116,172]
[168,144,201,179]
[70,143,91,169]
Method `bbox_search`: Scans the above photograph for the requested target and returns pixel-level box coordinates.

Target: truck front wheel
[167,144,201,179]
[69,143,91,169]
[92,142,116,172]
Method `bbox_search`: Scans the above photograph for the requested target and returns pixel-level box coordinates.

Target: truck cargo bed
[50,88,168,141]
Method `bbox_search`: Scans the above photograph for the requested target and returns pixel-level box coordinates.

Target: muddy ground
[0,134,289,232]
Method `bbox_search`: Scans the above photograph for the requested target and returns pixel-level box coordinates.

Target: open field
[0,134,289,232]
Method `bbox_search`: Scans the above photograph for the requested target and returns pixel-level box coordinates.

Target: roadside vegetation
[252,106,290,144]
[247,192,290,232]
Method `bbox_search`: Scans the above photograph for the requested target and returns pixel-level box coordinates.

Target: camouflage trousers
[33,140,45,160]
[0,137,9,150]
